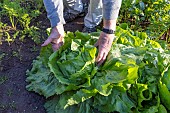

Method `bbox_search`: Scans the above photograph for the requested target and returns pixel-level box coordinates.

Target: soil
[0,13,84,113]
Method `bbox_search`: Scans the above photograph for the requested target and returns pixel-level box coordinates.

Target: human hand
[95,32,115,66]
[41,24,65,51]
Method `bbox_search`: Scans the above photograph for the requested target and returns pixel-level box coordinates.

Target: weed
[33,106,38,111]
[8,101,16,110]
[7,89,13,97]
[5,32,12,45]
[0,101,16,111]
[0,103,7,110]
[0,53,5,60]
[12,51,19,58]
[30,45,39,52]
[12,50,22,61]
[20,26,41,44]
[0,76,8,85]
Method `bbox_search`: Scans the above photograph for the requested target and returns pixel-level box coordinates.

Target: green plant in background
[119,0,170,39]
[0,22,4,45]
[145,0,170,39]
[4,32,13,45]
[20,26,41,44]
[20,0,44,13]
[1,0,41,30]
[0,0,42,44]
[1,0,27,30]
[160,29,170,44]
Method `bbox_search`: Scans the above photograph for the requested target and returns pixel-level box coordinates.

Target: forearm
[102,0,122,21]
[43,0,65,27]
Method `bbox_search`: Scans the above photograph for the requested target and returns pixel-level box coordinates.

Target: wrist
[52,24,64,31]
[100,31,115,40]
[52,24,64,36]
[103,19,116,31]
[102,28,115,34]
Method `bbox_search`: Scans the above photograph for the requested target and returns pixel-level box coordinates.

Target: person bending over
[42,0,122,65]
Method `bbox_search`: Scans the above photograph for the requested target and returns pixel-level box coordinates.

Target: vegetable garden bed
[27,25,170,113]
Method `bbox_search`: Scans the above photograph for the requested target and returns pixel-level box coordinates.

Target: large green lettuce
[26,25,170,113]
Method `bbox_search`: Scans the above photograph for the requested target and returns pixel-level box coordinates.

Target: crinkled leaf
[45,93,95,113]
[26,45,66,98]
[93,86,135,113]
[65,89,98,108]
[48,43,97,87]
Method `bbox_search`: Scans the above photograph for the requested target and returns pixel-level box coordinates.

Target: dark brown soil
[0,14,84,113]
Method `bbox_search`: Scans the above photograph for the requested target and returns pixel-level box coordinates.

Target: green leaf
[119,23,129,30]
[158,104,167,113]
[65,89,98,108]
[93,86,135,113]
[161,66,170,90]
[116,27,144,47]
[26,46,67,98]
[48,43,97,86]
[141,106,158,113]
[45,93,94,113]
[158,81,170,110]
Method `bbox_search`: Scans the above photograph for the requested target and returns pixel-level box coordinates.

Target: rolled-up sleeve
[102,0,122,20]
[43,0,65,27]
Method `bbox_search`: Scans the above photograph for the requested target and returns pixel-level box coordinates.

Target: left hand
[41,25,65,51]
[95,32,115,66]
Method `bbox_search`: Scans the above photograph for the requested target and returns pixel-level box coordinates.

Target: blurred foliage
[0,0,44,44]
[119,0,170,40]
[0,0,170,44]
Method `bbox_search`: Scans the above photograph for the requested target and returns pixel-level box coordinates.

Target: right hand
[95,32,115,66]
[41,24,65,51]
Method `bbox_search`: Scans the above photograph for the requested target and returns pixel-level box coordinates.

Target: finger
[58,41,64,47]
[95,49,105,63]
[41,38,53,46]
[52,43,58,51]
[97,52,107,66]
[52,41,64,51]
